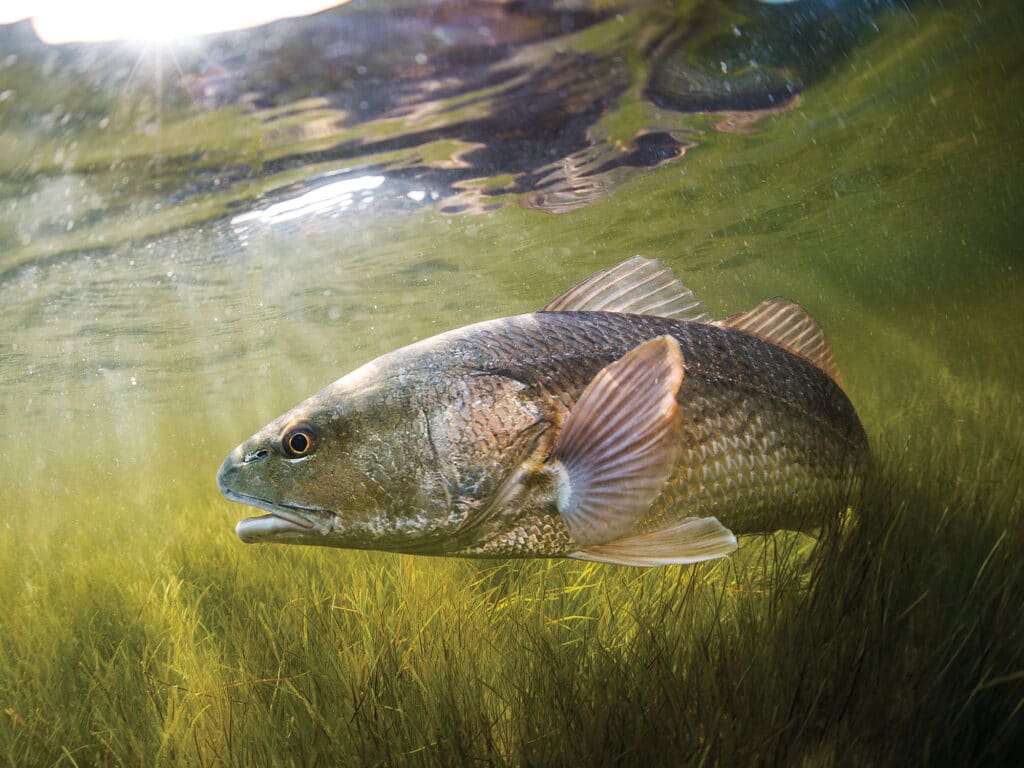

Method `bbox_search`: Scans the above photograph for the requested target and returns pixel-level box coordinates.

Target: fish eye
[281,423,317,458]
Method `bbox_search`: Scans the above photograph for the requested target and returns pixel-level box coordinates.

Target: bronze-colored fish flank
[218,257,868,568]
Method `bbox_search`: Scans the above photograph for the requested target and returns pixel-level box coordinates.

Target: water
[1,0,1021,762]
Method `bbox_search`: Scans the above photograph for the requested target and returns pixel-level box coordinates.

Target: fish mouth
[221,489,332,543]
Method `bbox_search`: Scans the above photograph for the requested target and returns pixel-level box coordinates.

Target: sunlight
[1,0,346,44]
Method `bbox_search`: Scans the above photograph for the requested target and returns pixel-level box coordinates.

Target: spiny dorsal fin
[550,335,685,547]
[569,516,737,567]
[719,298,843,387]
[541,256,711,322]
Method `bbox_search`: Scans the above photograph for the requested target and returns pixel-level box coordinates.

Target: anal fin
[569,516,737,568]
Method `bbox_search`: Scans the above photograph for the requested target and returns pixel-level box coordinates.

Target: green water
[1,1,1021,764]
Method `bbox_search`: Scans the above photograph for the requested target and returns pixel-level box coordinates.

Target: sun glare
[1,1,345,44]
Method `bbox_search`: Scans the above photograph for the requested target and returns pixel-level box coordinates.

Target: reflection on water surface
[1,0,893,249]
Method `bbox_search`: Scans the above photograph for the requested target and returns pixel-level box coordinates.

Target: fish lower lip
[249,511,315,529]
[236,514,312,542]
[221,489,329,540]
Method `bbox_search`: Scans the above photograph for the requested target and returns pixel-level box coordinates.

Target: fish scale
[423,310,866,556]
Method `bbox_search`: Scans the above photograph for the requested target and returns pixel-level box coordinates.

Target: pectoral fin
[550,335,685,547]
[569,516,737,567]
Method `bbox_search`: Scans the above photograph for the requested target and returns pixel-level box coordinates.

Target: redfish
[217,257,867,567]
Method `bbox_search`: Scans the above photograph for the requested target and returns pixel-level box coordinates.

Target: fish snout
[216,446,245,495]
[217,442,273,494]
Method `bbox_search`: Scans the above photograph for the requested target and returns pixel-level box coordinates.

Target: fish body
[217,258,867,567]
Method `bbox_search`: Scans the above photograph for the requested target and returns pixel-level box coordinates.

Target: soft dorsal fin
[719,298,844,387]
[569,516,737,567]
[550,335,685,547]
[540,256,711,322]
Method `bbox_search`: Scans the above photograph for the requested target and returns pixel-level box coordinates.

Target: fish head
[217,355,457,551]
